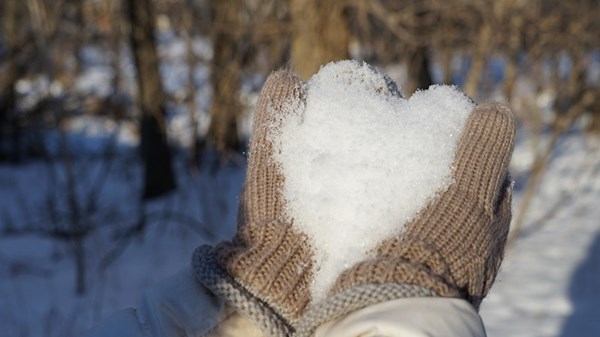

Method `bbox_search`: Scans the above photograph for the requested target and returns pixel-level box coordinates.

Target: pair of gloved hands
[193,61,515,337]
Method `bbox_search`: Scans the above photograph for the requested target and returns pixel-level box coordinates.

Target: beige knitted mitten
[192,70,312,337]
[296,101,515,337]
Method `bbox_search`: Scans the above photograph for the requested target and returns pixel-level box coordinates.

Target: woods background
[0,1,599,335]
[2,0,599,160]
[0,0,600,337]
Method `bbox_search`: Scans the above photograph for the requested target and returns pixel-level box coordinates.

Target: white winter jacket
[85,267,486,337]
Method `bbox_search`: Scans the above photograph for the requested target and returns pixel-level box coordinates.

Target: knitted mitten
[192,70,311,337]
[297,101,516,337]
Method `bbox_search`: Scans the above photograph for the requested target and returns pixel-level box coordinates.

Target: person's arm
[315,298,486,337]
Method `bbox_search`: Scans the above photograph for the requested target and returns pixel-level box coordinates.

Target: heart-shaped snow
[270,60,474,302]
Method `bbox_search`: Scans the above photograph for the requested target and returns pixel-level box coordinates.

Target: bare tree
[404,3,435,93]
[508,0,600,242]
[290,0,350,80]
[344,1,455,93]
[126,0,176,199]
[0,0,25,161]
[183,7,202,173]
[206,0,245,156]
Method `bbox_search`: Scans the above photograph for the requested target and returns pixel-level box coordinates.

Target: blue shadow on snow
[559,231,600,337]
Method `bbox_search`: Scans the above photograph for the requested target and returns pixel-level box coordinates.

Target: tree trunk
[290,0,350,80]
[126,0,176,199]
[405,4,433,94]
[441,46,453,85]
[503,12,524,103]
[587,96,600,133]
[0,0,23,162]
[406,45,433,94]
[464,23,492,99]
[182,8,200,172]
[207,0,243,155]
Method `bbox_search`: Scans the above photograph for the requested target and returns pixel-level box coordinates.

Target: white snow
[75,67,115,98]
[480,130,600,337]
[271,60,474,302]
[0,160,243,337]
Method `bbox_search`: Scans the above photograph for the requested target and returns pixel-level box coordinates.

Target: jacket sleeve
[313,297,487,337]
[84,267,224,337]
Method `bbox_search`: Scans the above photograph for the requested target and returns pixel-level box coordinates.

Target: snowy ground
[1,33,599,336]
[2,118,599,337]
[0,154,244,337]
[481,128,600,337]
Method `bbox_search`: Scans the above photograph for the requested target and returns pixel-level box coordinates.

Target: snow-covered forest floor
[481,126,600,337]
[1,34,599,337]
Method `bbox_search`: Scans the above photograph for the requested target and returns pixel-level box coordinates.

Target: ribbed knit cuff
[215,221,313,322]
[192,245,293,337]
[192,221,313,337]
[295,283,435,337]
[332,237,464,300]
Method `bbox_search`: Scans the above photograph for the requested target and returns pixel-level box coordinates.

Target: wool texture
[193,70,312,337]
[295,283,435,337]
[331,102,515,309]
[193,66,516,337]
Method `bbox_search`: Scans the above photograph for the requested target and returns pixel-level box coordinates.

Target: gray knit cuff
[192,245,293,337]
[295,283,435,337]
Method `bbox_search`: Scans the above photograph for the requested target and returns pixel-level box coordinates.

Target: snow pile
[271,60,474,302]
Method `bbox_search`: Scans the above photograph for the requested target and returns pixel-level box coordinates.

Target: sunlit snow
[272,60,473,302]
